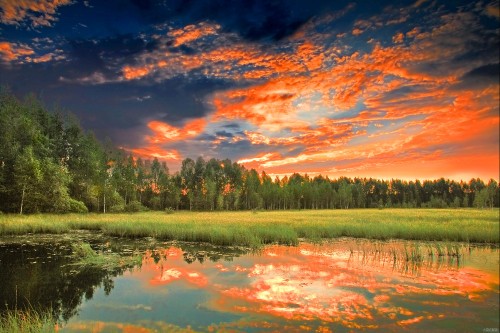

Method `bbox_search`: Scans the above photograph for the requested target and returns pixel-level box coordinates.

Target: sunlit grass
[0,209,498,247]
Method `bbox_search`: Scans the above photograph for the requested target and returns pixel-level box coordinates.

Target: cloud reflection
[129,241,499,331]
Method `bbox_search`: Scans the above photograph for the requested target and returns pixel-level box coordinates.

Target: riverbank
[0,209,498,247]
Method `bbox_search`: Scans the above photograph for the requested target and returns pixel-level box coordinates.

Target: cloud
[122,65,151,80]
[1,0,497,179]
[28,51,65,63]
[134,5,497,177]
[0,0,74,27]
[146,118,207,144]
[0,41,34,61]
[0,38,68,65]
[60,71,111,85]
[392,32,404,43]
[123,146,181,161]
[168,22,220,47]
[237,153,277,165]
[220,26,498,177]
[483,1,500,18]
[122,117,208,162]
[168,0,348,42]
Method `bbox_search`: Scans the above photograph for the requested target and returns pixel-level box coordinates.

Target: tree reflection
[0,238,252,324]
[0,241,136,322]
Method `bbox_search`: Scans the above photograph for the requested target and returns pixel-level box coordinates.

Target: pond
[0,232,498,332]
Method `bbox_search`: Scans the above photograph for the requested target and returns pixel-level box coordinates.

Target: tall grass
[0,310,55,333]
[0,209,498,247]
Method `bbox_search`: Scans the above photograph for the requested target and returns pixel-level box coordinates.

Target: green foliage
[473,188,489,208]
[0,90,108,213]
[72,242,97,259]
[124,200,148,212]
[108,204,125,213]
[105,191,125,213]
[68,198,88,213]
[165,207,175,214]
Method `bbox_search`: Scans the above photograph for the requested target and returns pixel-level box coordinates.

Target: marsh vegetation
[1,209,498,247]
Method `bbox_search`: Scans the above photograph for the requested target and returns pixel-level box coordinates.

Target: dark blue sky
[1,0,498,179]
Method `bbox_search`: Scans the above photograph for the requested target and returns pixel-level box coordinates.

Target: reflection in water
[0,233,251,328]
[0,233,145,322]
[0,235,498,332]
[69,239,498,332]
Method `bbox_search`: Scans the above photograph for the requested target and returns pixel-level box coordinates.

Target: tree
[14,146,42,214]
[338,180,353,209]
[473,188,489,209]
[486,179,499,209]
[180,158,195,210]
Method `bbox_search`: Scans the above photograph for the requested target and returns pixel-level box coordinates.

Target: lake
[0,232,498,332]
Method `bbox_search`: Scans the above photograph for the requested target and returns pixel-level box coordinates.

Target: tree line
[1,90,498,214]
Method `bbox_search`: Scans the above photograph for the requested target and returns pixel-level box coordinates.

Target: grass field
[0,209,498,247]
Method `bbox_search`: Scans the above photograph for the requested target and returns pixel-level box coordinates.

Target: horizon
[1,0,499,181]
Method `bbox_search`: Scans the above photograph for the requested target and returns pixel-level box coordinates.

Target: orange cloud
[207,10,498,180]
[114,11,498,179]
[0,41,34,61]
[485,3,500,18]
[237,153,278,167]
[29,52,64,63]
[392,32,404,43]
[122,65,152,80]
[297,42,324,71]
[168,22,220,47]
[125,146,181,161]
[146,118,206,144]
[123,118,207,163]
[0,0,74,27]
[120,25,328,84]
[352,28,364,36]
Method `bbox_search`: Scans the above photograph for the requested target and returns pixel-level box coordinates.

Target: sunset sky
[0,0,498,180]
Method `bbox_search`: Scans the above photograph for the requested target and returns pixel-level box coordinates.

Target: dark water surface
[0,232,498,332]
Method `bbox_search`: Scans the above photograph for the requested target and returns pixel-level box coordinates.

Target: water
[0,233,498,332]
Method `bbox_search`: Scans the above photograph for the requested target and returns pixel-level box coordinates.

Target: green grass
[0,209,498,247]
[0,310,55,333]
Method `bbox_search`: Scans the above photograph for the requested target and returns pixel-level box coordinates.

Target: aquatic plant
[70,242,142,271]
[71,242,97,259]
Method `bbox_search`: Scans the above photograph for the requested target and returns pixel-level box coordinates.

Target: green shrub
[165,207,175,214]
[149,197,162,210]
[109,204,125,213]
[68,198,88,213]
[124,200,148,212]
[107,191,125,208]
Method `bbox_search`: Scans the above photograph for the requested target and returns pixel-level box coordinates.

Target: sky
[0,0,499,180]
